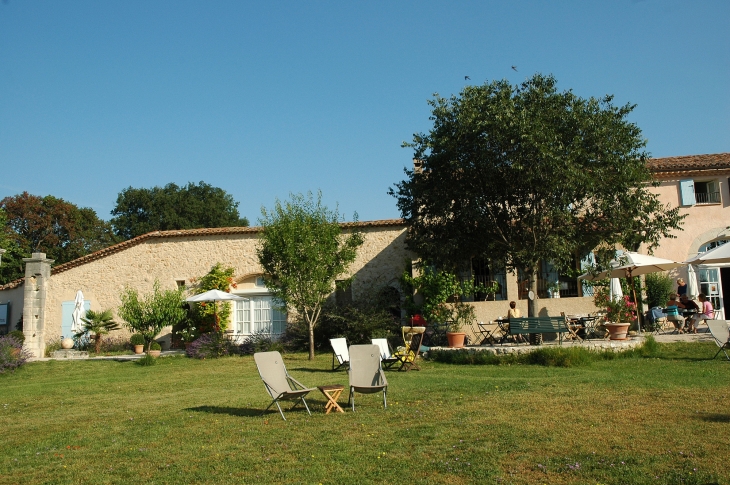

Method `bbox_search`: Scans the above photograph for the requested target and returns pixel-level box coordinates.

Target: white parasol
[71,290,86,334]
[686,264,699,299]
[186,290,245,332]
[609,278,623,302]
[685,242,730,265]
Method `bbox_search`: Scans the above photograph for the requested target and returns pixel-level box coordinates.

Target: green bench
[508,316,569,344]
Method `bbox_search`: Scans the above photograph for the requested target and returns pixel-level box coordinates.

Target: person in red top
[411,312,426,327]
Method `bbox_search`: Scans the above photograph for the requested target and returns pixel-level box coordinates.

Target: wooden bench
[508,316,569,345]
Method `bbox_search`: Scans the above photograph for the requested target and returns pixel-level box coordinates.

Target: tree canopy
[391,74,684,316]
[257,192,364,360]
[0,192,118,284]
[110,181,249,240]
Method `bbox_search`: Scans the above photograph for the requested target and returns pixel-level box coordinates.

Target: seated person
[679,295,699,312]
[690,293,714,333]
[506,301,526,343]
[664,293,685,333]
[507,301,522,319]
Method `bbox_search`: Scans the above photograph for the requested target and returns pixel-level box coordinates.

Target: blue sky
[1,1,728,224]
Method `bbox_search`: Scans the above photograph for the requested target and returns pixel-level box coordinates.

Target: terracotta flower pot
[134,344,144,354]
[446,331,466,348]
[605,322,630,340]
[148,350,161,358]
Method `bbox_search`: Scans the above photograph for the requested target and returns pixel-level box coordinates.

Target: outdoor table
[493,318,511,344]
[427,322,449,346]
[476,321,496,345]
[318,385,345,414]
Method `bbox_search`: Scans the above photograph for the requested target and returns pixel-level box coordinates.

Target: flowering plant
[594,287,636,323]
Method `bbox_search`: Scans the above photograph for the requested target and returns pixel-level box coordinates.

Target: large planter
[148,350,161,358]
[446,331,466,348]
[134,344,144,354]
[605,322,631,340]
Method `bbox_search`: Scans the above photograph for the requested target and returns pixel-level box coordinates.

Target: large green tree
[391,74,684,317]
[0,193,118,284]
[257,192,364,360]
[110,181,249,240]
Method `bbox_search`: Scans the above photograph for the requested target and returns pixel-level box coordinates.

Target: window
[234,296,286,336]
[471,258,506,300]
[680,179,721,206]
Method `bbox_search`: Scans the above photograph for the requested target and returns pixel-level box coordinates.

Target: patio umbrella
[71,290,86,334]
[580,252,682,332]
[686,264,699,299]
[685,242,730,265]
[609,278,623,302]
[186,290,245,332]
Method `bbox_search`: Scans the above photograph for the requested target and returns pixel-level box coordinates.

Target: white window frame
[233,293,287,339]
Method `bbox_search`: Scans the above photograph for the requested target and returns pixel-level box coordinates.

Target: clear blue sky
[1,1,728,224]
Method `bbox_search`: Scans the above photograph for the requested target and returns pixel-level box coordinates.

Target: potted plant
[594,287,636,340]
[178,325,198,349]
[148,341,162,357]
[130,333,145,354]
[401,264,492,348]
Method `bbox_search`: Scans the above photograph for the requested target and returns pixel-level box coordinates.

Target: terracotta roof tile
[647,153,730,174]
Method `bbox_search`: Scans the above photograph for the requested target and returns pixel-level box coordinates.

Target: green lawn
[1,342,729,484]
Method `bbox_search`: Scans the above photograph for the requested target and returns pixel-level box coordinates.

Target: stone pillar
[22,253,54,358]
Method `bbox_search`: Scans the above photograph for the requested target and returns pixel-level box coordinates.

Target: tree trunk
[527,269,538,317]
[95,334,101,354]
[527,267,543,345]
[308,319,315,361]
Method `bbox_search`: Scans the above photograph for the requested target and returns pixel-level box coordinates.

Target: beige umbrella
[685,242,730,265]
[580,252,682,332]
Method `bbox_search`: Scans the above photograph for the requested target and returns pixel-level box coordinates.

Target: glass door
[698,267,724,319]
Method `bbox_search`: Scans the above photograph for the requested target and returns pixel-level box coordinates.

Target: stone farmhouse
[0,152,728,358]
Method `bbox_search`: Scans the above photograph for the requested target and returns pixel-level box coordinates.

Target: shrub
[136,354,157,366]
[186,333,235,359]
[0,335,31,373]
[428,337,660,367]
[149,341,161,351]
[238,330,284,355]
[44,337,62,357]
[9,330,25,344]
[645,272,673,309]
[130,334,145,346]
[98,335,132,354]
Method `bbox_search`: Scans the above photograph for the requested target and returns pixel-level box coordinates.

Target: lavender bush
[186,333,235,359]
[0,335,32,374]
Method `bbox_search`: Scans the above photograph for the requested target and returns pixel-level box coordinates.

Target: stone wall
[40,223,412,347]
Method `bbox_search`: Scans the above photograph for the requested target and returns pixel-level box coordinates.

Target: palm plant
[75,309,120,354]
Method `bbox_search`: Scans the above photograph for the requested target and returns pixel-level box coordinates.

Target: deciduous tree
[391,74,684,317]
[257,192,363,360]
[110,182,249,240]
[0,193,118,284]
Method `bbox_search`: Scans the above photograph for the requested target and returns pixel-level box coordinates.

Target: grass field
[1,341,729,484]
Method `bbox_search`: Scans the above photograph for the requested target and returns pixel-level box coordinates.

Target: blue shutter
[679,179,696,206]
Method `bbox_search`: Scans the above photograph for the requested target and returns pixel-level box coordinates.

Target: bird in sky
[511,65,518,71]
[465,75,470,80]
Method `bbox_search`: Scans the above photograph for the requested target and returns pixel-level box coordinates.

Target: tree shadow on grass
[186,400,328,418]
[697,413,730,423]
[185,405,263,418]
